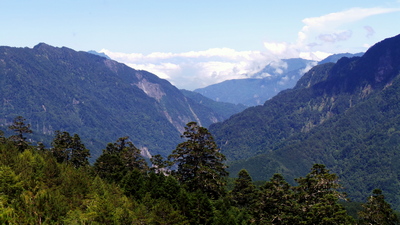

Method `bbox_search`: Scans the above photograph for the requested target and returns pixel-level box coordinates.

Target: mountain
[194,58,316,106]
[180,89,247,120]
[209,34,400,208]
[318,52,364,65]
[0,43,225,159]
[87,50,111,59]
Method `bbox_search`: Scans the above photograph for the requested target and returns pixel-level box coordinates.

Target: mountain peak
[33,42,54,50]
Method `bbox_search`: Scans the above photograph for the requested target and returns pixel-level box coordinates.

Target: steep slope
[0,43,223,158]
[180,89,247,120]
[210,34,400,207]
[194,58,316,106]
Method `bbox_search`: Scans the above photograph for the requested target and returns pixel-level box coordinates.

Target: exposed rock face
[134,78,166,102]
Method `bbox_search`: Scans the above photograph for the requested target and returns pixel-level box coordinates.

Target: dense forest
[0,116,398,224]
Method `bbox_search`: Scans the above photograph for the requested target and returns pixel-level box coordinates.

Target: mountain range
[209,34,400,208]
[0,43,241,159]
[2,35,400,209]
[195,53,363,106]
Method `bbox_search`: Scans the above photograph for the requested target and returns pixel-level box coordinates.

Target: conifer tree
[169,122,228,199]
[254,174,298,224]
[94,136,148,182]
[294,164,354,224]
[8,116,32,152]
[358,189,399,225]
[230,169,257,209]
[51,131,90,168]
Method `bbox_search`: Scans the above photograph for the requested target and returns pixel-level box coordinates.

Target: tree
[168,122,228,199]
[294,164,354,224]
[8,116,33,152]
[51,131,90,168]
[253,174,298,224]
[150,154,171,174]
[358,189,399,225]
[230,169,257,209]
[94,137,148,183]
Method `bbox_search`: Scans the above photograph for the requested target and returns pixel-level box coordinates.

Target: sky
[1,0,400,90]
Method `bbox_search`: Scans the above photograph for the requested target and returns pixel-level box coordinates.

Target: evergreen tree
[150,154,171,174]
[358,189,399,225]
[168,122,228,199]
[230,169,257,209]
[94,137,148,183]
[254,174,298,224]
[8,116,32,152]
[294,164,354,224]
[51,131,90,168]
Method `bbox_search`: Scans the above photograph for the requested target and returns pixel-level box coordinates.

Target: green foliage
[51,130,90,168]
[0,43,231,161]
[358,189,399,224]
[253,174,298,224]
[294,164,354,224]
[169,122,228,199]
[211,34,400,209]
[8,116,33,152]
[180,89,247,120]
[94,136,148,183]
[230,169,257,209]
[0,134,394,225]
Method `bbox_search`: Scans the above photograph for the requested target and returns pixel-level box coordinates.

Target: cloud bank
[101,48,275,90]
[102,7,400,90]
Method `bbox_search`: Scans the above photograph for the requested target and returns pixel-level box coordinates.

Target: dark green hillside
[180,89,247,120]
[0,43,223,158]
[210,62,335,161]
[210,34,400,208]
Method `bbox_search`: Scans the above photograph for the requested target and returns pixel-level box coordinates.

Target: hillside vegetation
[210,34,400,208]
[0,43,237,159]
[0,118,397,224]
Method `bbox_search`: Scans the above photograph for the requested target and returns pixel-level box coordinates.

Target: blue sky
[2,0,400,89]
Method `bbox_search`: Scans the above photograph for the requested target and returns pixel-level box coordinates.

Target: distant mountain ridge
[209,34,400,208]
[194,58,316,106]
[318,52,364,65]
[195,53,363,106]
[0,43,233,158]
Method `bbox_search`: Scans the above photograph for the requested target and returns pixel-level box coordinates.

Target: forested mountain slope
[0,43,225,158]
[180,89,247,119]
[209,34,400,207]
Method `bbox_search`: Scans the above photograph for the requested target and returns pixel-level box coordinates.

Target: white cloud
[102,48,273,90]
[299,61,318,75]
[263,7,400,60]
[101,7,400,90]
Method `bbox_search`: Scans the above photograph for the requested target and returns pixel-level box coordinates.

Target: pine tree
[168,122,228,199]
[230,169,257,209]
[254,174,298,224]
[51,131,90,168]
[8,116,33,152]
[294,164,354,224]
[94,137,148,183]
[358,189,399,225]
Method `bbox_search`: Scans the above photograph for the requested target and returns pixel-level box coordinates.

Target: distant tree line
[0,116,398,224]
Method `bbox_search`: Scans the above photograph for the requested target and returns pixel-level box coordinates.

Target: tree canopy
[169,121,228,199]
